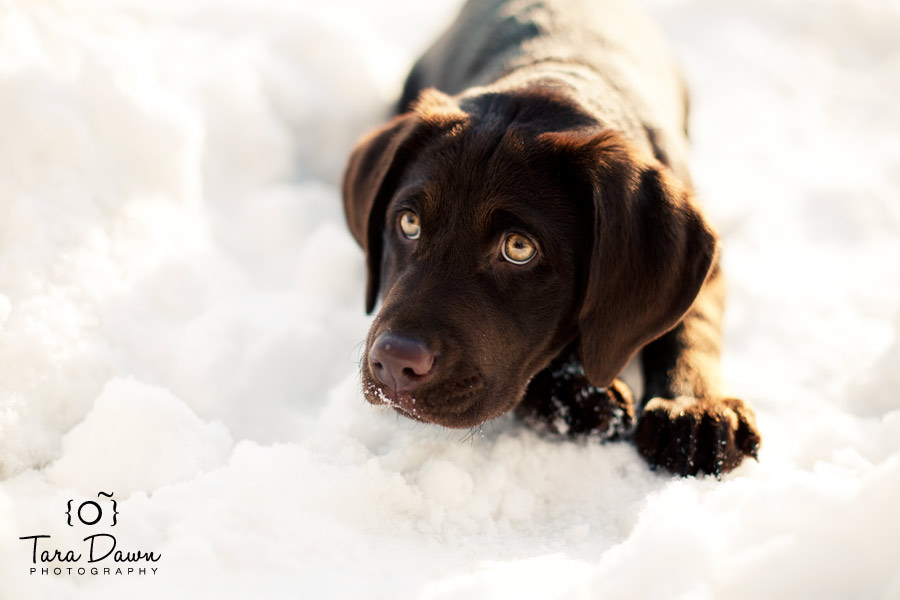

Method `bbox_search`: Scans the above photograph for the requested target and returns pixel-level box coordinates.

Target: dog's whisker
[459,425,479,444]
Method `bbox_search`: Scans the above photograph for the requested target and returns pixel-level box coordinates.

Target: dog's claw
[635,396,760,477]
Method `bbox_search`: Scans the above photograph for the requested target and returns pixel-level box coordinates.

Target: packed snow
[1,0,899,598]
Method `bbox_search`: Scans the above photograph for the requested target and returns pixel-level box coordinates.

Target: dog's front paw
[635,396,760,476]
[516,360,635,440]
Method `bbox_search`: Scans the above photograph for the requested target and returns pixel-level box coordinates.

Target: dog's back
[400,0,691,182]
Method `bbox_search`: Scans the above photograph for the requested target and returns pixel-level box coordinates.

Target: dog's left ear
[548,130,718,387]
[342,89,466,313]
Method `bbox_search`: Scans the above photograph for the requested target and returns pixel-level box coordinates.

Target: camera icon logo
[66,491,118,527]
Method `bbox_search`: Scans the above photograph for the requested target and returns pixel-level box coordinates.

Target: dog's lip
[363,379,486,427]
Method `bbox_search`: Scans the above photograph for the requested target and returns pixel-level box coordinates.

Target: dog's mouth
[362,372,491,428]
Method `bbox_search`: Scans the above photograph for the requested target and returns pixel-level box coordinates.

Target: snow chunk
[47,378,232,495]
[417,458,475,509]
[500,488,536,522]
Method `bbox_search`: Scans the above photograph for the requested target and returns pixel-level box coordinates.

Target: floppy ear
[553,130,718,387]
[342,89,466,313]
[342,113,418,313]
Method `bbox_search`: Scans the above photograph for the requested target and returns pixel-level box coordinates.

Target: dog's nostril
[402,366,426,380]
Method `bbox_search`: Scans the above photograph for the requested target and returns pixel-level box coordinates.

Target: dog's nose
[369,332,436,391]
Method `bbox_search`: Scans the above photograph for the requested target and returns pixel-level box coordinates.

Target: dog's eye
[502,234,536,265]
[399,210,421,240]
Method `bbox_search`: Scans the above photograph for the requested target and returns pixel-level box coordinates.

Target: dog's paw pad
[635,396,760,476]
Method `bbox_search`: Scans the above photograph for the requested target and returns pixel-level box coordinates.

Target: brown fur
[342,0,760,475]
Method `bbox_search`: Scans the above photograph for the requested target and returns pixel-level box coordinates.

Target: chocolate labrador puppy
[342,0,760,475]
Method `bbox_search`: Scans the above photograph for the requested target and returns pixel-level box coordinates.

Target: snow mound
[46,378,233,495]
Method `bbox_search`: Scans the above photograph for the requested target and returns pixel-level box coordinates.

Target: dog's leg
[515,347,636,440]
[636,263,760,475]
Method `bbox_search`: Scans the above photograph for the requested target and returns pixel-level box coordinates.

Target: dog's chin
[362,372,510,429]
[391,402,484,429]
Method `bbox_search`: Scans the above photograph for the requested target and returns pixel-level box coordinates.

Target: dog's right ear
[342,88,466,313]
[342,112,419,314]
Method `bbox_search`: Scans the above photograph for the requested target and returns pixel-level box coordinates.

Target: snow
[46,378,233,496]
[1,0,898,598]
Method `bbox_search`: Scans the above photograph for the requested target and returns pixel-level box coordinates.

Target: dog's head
[342,87,716,428]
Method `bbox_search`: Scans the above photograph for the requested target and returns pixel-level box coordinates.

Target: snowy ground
[1,0,899,598]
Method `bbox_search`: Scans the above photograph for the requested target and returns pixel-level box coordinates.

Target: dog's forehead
[405,125,571,222]
[398,86,595,210]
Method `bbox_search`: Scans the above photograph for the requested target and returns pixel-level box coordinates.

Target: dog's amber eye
[399,210,420,240]
[502,234,536,265]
